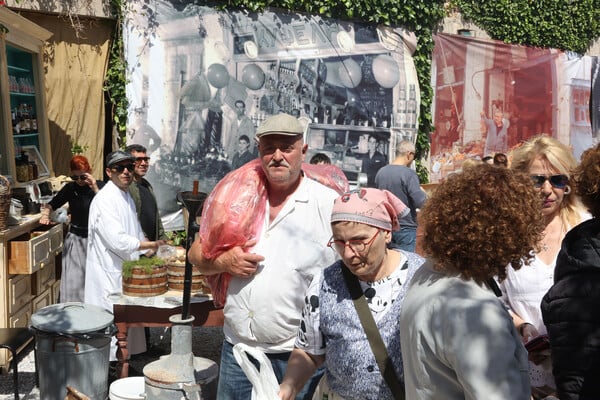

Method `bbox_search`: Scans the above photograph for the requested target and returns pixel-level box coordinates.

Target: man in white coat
[84,150,165,360]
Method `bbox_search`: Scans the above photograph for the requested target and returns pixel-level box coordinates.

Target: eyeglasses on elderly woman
[530,174,568,189]
[327,229,381,253]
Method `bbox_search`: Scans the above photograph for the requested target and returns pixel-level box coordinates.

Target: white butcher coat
[84,180,146,358]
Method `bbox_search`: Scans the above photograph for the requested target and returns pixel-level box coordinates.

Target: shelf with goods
[0,8,53,187]
[0,7,59,373]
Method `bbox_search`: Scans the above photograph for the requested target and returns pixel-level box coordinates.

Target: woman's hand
[518,322,539,343]
[82,173,100,193]
[39,205,53,225]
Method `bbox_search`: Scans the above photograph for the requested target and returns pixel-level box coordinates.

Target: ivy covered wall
[105,0,599,182]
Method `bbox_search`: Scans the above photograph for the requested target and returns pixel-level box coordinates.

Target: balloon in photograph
[241,64,265,90]
[207,63,230,88]
[338,58,362,88]
[372,54,400,88]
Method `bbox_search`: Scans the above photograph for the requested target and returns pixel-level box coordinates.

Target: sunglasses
[70,174,87,181]
[530,174,569,189]
[112,163,135,173]
[134,156,150,164]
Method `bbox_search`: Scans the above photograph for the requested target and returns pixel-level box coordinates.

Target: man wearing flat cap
[85,150,166,361]
[190,113,338,399]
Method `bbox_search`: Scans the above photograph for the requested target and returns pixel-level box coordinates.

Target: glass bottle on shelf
[16,152,30,182]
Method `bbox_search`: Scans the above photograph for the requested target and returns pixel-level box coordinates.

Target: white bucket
[109,377,145,400]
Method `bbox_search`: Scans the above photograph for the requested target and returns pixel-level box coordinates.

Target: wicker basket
[0,175,11,231]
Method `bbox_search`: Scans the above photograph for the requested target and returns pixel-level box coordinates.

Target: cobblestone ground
[0,326,224,400]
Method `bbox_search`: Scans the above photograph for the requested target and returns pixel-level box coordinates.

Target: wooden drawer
[9,303,32,328]
[8,274,32,315]
[32,259,55,295]
[48,223,64,255]
[51,279,60,303]
[9,230,51,274]
[32,288,52,313]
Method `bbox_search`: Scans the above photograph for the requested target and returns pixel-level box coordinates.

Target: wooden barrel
[167,263,210,293]
[123,265,168,297]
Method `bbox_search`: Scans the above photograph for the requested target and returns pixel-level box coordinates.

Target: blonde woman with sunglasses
[500,135,589,399]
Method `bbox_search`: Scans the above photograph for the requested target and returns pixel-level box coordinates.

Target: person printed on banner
[375,140,426,252]
[127,106,162,155]
[360,134,387,187]
[541,143,600,400]
[493,152,509,167]
[225,100,256,160]
[84,150,166,361]
[279,188,424,400]
[188,113,339,400]
[481,110,510,156]
[400,164,545,400]
[231,135,256,170]
[309,153,331,165]
[40,155,104,302]
[499,135,589,399]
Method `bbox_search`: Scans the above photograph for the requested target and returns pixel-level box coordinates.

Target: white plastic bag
[233,343,280,400]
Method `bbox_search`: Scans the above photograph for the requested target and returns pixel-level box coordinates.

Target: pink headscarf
[331,188,409,232]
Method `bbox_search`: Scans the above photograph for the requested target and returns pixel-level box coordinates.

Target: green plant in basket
[122,256,165,279]
[166,230,187,246]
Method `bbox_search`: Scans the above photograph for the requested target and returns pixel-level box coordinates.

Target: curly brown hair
[420,164,545,283]
[572,143,600,218]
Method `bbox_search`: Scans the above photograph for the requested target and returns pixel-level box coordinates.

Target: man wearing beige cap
[190,113,338,399]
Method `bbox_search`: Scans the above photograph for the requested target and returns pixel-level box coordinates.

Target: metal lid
[30,302,114,334]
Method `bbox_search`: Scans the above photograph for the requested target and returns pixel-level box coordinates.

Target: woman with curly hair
[400,164,544,400]
[500,135,588,397]
[541,143,600,400]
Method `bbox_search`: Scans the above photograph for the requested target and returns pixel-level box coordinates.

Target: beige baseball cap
[255,113,304,138]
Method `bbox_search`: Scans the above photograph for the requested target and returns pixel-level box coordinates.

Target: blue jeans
[391,227,417,252]
[217,341,324,400]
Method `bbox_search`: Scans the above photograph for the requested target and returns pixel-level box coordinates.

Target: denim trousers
[391,226,417,252]
[217,340,324,400]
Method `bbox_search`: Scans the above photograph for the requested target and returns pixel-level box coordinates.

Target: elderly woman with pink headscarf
[279,188,425,400]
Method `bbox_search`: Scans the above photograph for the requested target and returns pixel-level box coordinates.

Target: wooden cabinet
[8,273,32,314]
[8,223,62,274]
[0,216,63,370]
[0,7,53,186]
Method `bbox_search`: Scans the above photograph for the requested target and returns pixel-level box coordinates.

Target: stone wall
[4,0,111,19]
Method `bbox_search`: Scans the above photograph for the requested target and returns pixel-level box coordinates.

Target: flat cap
[106,150,135,167]
[256,113,304,138]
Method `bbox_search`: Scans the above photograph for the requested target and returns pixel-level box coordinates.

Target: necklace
[540,219,566,253]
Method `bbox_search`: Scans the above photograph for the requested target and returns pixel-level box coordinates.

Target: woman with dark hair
[493,152,508,167]
[40,155,104,302]
[400,164,545,400]
[542,143,600,400]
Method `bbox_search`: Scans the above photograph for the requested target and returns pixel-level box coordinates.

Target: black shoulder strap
[341,265,406,400]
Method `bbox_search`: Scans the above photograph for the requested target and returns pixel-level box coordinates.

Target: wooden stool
[0,328,33,400]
